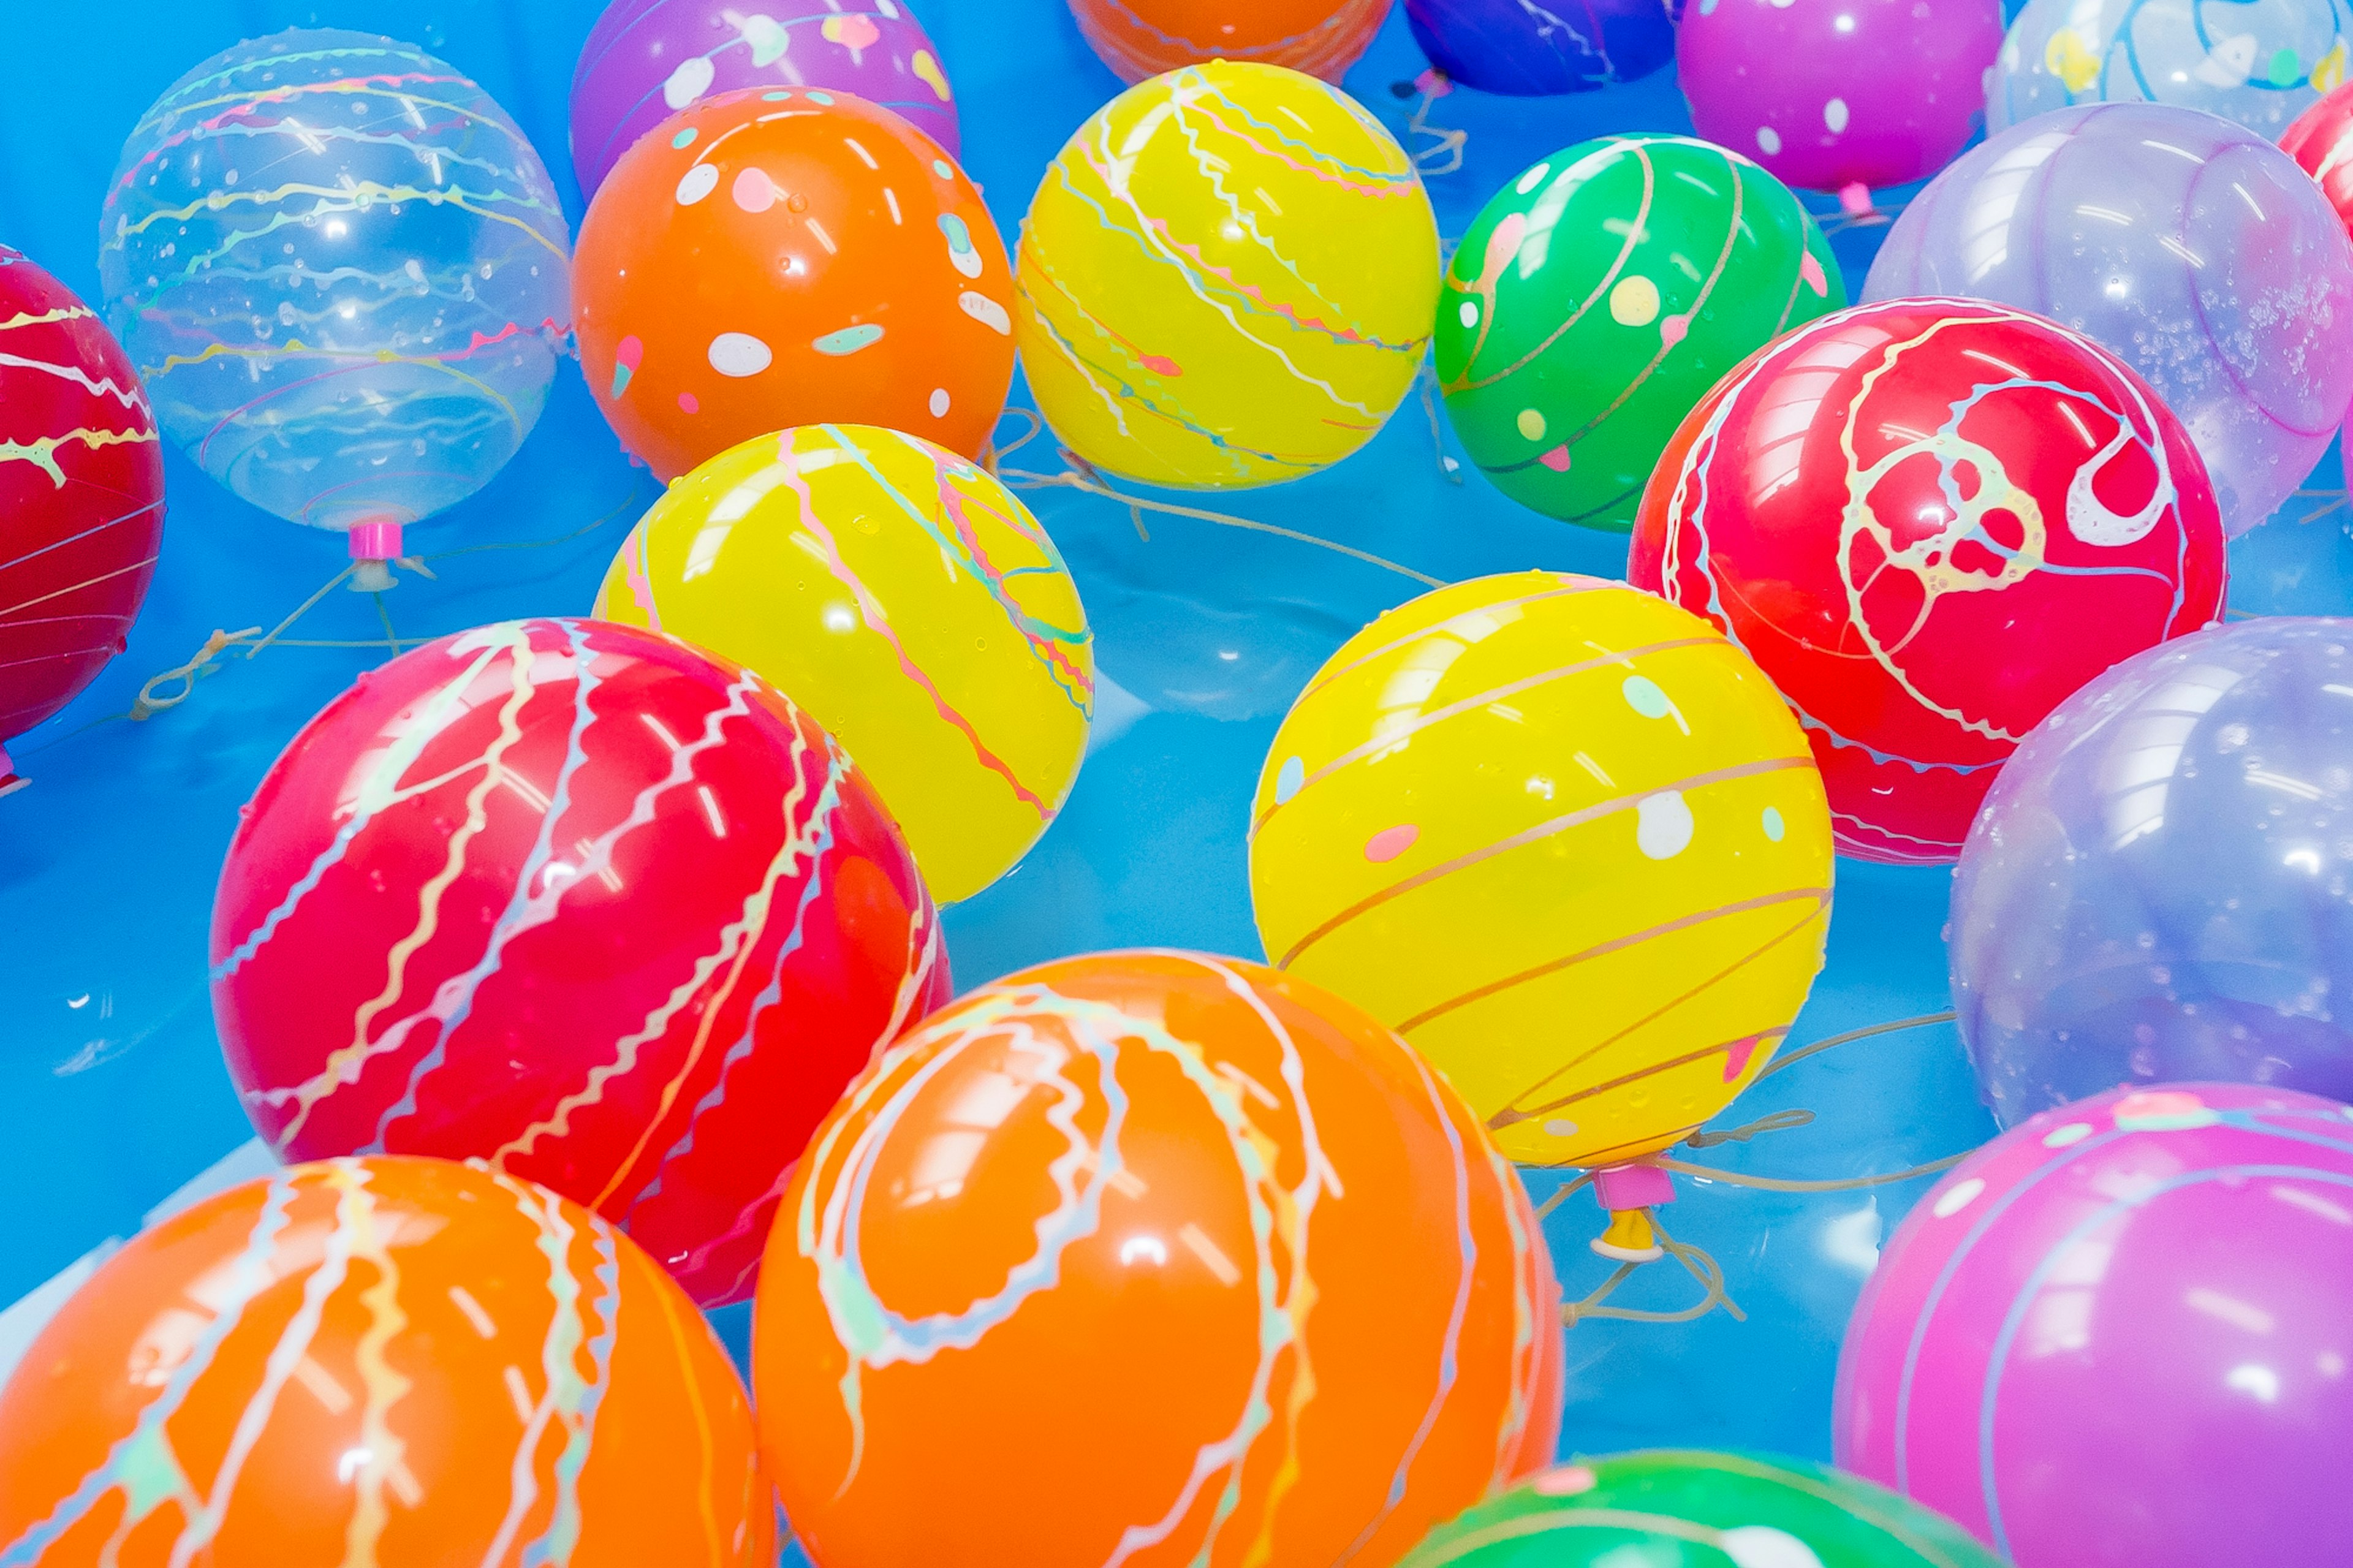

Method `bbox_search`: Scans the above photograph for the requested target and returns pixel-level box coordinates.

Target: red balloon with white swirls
[208,617,951,1306]
[0,246,164,751]
[1629,297,2227,865]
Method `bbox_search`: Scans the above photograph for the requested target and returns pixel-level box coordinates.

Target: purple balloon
[568,0,960,199]
[1835,1081,2353,1568]
[1952,618,2353,1127]
[1677,0,2003,194]
[1866,102,2353,537]
[1405,0,1677,96]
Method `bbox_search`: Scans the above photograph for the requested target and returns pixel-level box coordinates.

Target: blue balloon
[1952,617,2353,1127]
[1404,0,1678,95]
[98,29,571,540]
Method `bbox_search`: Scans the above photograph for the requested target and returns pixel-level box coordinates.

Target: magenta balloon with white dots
[1676,0,2003,198]
[1834,1081,2353,1568]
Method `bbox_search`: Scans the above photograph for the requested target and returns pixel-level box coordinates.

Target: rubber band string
[1539,1009,1974,1330]
[995,412,1446,590]
[55,484,653,745]
[1396,72,1468,178]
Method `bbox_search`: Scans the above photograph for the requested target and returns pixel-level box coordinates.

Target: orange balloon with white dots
[0,1156,772,1568]
[575,86,1015,480]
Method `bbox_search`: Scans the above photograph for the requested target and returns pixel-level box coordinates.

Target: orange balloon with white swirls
[1066,0,1390,83]
[0,1156,771,1568]
[752,948,1564,1568]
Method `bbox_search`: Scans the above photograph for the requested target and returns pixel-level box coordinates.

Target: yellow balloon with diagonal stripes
[1249,572,1835,1168]
[1014,59,1440,490]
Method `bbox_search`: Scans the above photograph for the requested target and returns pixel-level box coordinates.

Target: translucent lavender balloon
[1866,102,2353,537]
[1991,0,2353,137]
[1951,618,2353,1129]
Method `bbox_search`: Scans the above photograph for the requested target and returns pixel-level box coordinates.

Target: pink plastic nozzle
[348,520,404,562]
[1592,1161,1677,1213]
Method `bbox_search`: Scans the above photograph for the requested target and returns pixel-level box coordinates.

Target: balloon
[1249,572,1835,1169]
[1991,0,2351,135]
[591,425,1094,904]
[1952,618,2353,1126]
[1405,0,1678,96]
[1065,0,1389,83]
[1434,134,1843,532]
[1676,0,2004,195]
[0,1156,771,1567]
[569,0,959,200]
[0,248,164,764]
[575,85,1014,482]
[1400,1450,2006,1567]
[1014,61,1439,490]
[208,618,949,1307]
[1835,1082,2353,1568]
[1865,102,2353,539]
[97,29,570,553]
[1629,297,2229,865]
[2282,80,2353,241]
[751,949,1564,1567]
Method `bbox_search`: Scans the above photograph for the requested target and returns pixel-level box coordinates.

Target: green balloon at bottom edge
[1400,1450,2007,1567]
[1434,134,1845,532]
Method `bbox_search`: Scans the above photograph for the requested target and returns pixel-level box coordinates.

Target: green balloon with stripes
[1434,134,1843,532]
[1401,1450,2008,1567]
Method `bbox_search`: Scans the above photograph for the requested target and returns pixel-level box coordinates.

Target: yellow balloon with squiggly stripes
[1014,59,1441,490]
[1249,572,1835,1168]
[593,424,1094,905]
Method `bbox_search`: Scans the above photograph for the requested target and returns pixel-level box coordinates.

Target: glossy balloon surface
[1014,61,1439,490]
[1835,1083,2353,1568]
[1406,0,1677,95]
[1992,0,2351,134]
[1952,618,2353,1126]
[1401,1450,2006,1567]
[210,618,949,1307]
[1867,103,2353,539]
[1250,572,1834,1168]
[2281,80,2353,241]
[99,29,570,536]
[1435,134,1841,531]
[591,425,1094,904]
[0,248,164,744]
[1677,0,2004,193]
[752,949,1564,1567]
[575,85,1014,481]
[570,0,958,198]
[1065,0,1390,83]
[0,1156,771,1567]
[1630,297,2229,865]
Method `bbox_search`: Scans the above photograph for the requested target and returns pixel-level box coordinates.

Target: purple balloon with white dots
[1676,0,2004,194]
[569,0,960,200]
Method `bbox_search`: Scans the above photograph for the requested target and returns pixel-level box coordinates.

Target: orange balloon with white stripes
[0,1156,771,1568]
[1249,571,1835,1172]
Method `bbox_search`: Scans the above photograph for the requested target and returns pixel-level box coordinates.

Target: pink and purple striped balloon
[1835,1082,2353,1568]
[569,0,960,199]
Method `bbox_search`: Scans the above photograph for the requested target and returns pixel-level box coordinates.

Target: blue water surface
[3,0,2351,1515]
